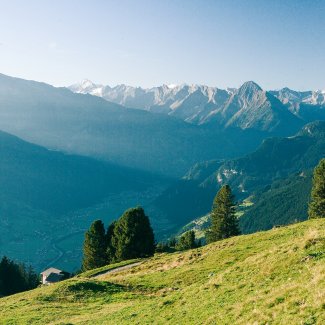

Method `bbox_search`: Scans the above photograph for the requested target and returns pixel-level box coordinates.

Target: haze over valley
[0,2,324,323]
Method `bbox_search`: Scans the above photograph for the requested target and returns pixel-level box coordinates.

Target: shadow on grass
[61,281,124,294]
[37,280,126,302]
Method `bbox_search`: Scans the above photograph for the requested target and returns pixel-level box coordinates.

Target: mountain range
[70,80,325,133]
[0,74,274,177]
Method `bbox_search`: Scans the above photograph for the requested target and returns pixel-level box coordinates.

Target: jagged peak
[233,81,265,106]
[278,87,299,94]
[238,81,263,93]
[80,79,97,88]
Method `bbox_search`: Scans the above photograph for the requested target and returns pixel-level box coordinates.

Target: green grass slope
[1,219,324,324]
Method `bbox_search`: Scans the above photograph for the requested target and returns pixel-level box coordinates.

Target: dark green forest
[0,257,38,297]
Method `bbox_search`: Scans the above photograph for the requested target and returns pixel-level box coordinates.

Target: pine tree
[82,220,107,271]
[207,185,240,243]
[308,159,325,219]
[111,207,155,261]
[175,230,197,250]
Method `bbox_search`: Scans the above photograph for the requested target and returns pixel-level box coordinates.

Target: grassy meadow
[0,219,324,324]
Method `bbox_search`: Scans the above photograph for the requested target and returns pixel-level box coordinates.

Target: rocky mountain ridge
[70,80,324,132]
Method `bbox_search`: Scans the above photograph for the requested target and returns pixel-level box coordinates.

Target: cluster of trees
[0,256,39,297]
[82,207,155,271]
[175,230,200,250]
[309,158,325,219]
[156,230,201,253]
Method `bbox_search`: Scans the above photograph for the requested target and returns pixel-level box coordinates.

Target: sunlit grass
[0,219,324,324]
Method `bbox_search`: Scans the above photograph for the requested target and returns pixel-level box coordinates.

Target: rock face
[270,88,325,122]
[207,81,303,133]
[270,87,325,106]
[69,81,234,124]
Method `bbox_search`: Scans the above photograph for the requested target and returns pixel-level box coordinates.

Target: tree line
[156,230,201,253]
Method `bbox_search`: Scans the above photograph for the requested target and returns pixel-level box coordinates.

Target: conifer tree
[206,185,240,243]
[308,159,325,219]
[111,207,155,261]
[82,220,107,271]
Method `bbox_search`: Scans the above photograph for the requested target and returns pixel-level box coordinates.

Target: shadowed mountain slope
[0,130,164,270]
[150,121,325,235]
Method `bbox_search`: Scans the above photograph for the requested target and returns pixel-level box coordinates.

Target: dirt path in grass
[92,262,143,279]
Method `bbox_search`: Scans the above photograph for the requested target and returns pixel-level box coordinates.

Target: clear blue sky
[0,0,324,90]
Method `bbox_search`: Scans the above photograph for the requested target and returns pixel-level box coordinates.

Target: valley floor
[0,219,324,324]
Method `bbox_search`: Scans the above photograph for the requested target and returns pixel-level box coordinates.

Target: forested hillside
[151,121,325,235]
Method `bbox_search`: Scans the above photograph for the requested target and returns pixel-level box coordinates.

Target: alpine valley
[0,73,324,271]
[2,2,325,323]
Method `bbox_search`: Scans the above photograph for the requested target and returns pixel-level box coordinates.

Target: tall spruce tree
[111,207,155,261]
[206,185,240,243]
[308,159,325,219]
[82,220,107,271]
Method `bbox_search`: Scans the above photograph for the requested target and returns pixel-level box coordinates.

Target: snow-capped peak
[69,79,103,96]
[70,79,93,91]
[79,79,97,89]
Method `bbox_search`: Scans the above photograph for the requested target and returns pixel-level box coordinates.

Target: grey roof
[40,267,63,277]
